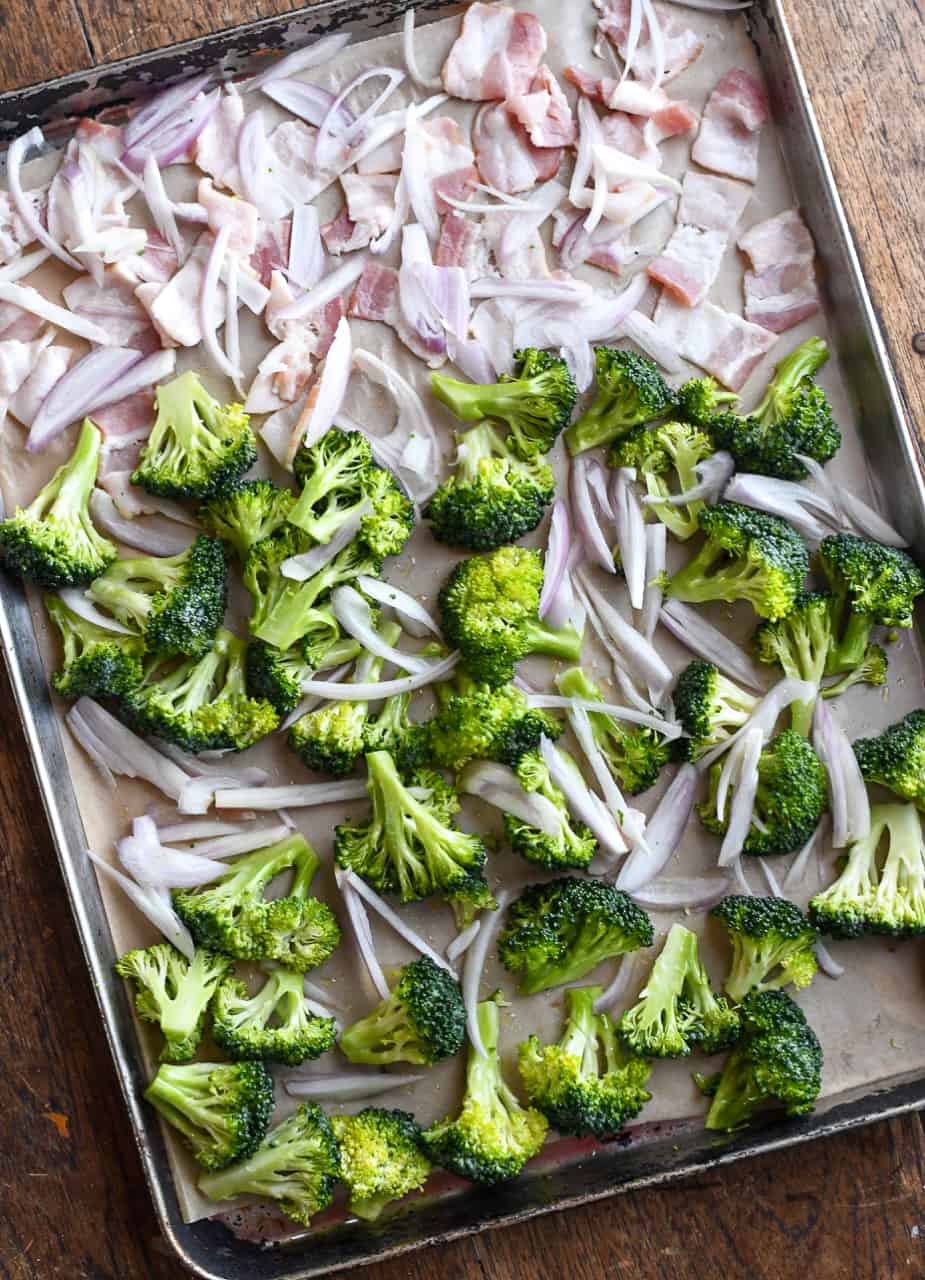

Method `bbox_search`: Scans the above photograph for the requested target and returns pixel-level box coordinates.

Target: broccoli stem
[144,1069,226,1146]
[752,338,829,424]
[565,403,625,455]
[521,618,583,663]
[668,539,770,612]
[28,418,101,521]
[827,609,872,675]
[468,999,523,1125]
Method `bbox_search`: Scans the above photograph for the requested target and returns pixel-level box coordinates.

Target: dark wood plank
[0,0,92,91]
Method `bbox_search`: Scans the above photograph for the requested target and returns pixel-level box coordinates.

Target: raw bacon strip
[0,301,45,342]
[435,212,489,280]
[738,207,814,271]
[565,66,697,131]
[474,102,563,195]
[738,209,820,333]
[349,262,400,326]
[322,174,399,254]
[691,68,769,184]
[595,0,704,86]
[599,113,660,168]
[192,91,245,191]
[250,218,291,287]
[198,178,259,256]
[678,170,750,233]
[63,273,159,351]
[647,225,727,306]
[92,390,156,440]
[419,117,479,214]
[7,345,73,428]
[553,209,640,275]
[442,2,547,101]
[654,293,778,390]
[0,190,43,266]
[507,65,577,148]
[0,335,52,402]
[117,230,179,285]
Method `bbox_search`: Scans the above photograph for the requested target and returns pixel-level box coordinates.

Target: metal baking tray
[2,1,925,1276]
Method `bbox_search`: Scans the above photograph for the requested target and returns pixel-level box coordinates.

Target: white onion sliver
[459,761,563,837]
[837,485,909,547]
[57,587,135,635]
[539,498,571,622]
[660,599,767,693]
[332,585,432,674]
[157,819,252,842]
[340,869,456,976]
[174,823,291,860]
[302,315,353,448]
[462,888,512,1057]
[446,920,481,965]
[718,729,763,867]
[540,737,627,858]
[282,513,364,581]
[612,467,646,611]
[783,818,825,891]
[143,153,186,264]
[215,780,369,811]
[631,874,731,911]
[402,9,444,89]
[68,699,188,799]
[288,205,324,290]
[7,128,83,271]
[356,574,441,638]
[284,1072,423,1101]
[593,955,635,1012]
[815,938,845,978]
[118,831,226,889]
[247,31,352,92]
[301,651,460,701]
[87,849,195,959]
[568,705,631,834]
[90,490,192,557]
[525,694,679,738]
[0,282,111,345]
[336,868,389,1000]
[641,523,666,645]
[577,570,672,704]
[570,456,616,574]
[278,255,368,322]
[0,246,51,283]
[812,697,870,848]
[617,764,698,893]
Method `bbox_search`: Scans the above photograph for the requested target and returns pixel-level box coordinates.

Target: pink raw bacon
[0,300,45,342]
[250,219,291,288]
[322,174,399,254]
[442,2,547,101]
[418,117,479,214]
[692,68,769,184]
[349,262,399,327]
[565,66,698,134]
[654,293,778,390]
[435,212,489,280]
[648,226,728,306]
[474,102,563,195]
[595,0,704,86]
[677,170,751,234]
[63,273,160,351]
[92,390,156,440]
[193,92,245,191]
[507,65,577,148]
[7,345,73,428]
[738,209,820,333]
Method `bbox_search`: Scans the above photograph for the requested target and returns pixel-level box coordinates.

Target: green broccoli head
[711,895,818,1002]
[809,802,925,938]
[700,729,827,857]
[362,691,430,775]
[818,533,923,674]
[425,421,555,550]
[499,877,653,995]
[752,590,832,736]
[821,643,888,699]
[87,535,227,658]
[198,478,295,562]
[198,1102,341,1226]
[503,750,597,871]
[211,967,337,1066]
[565,348,677,455]
[705,989,822,1131]
[0,419,115,587]
[331,1108,431,1222]
[518,985,652,1137]
[339,956,466,1066]
[423,996,548,1184]
[115,944,233,1062]
[334,751,487,903]
[439,546,583,687]
[144,1060,274,1169]
[445,871,499,930]
[667,501,809,622]
[557,667,670,792]
[244,630,361,715]
[426,673,561,770]
[45,592,145,700]
[676,377,739,428]
[132,371,257,499]
[608,420,716,541]
[853,710,925,809]
[672,660,759,761]
[288,698,369,776]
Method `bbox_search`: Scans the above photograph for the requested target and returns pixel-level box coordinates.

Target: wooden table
[2,2,925,1277]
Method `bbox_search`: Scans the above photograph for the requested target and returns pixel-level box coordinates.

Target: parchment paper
[5,0,925,1232]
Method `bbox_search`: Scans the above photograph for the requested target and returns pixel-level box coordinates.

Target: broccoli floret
[423,996,548,1184]
[339,956,466,1065]
[853,710,925,809]
[198,478,295,562]
[331,1108,431,1221]
[676,377,739,428]
[503,750,596,870]
[672,660,759,762]
[126,627,279,752]
[704,989,822,1131]
[115,944,233,1063]
[0,419,115,587]
[132,371,256,499]
[426,673,561,770]
[361,690,430,775]
[667,501,809,622]
[439,546,583,687]
[144,1060,274,1170]
[173,833,340,969]
[212,966,337,1066]
[45,592,145,700]
[818,533,923,674]
[809,802,925,937]
[608,420,716,541]
[334,752,487,903]
[565,348,676,455]
[518,985,652,1137]
[558,667,670,793]
[821,643,888,698]
[198,1102,341,1226]
[752,591,833,736]
[244,630,361,715]
[700,729,827,857]
[499,877,653,995]
[87,535,227,658]
[711,895,818,1001]
[445,871,499,930]
[618,924,739,1058]
[708,339,840,480]
[431,348,577,459]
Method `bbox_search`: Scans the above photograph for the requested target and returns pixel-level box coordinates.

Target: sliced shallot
[525,693,680,738]
[247,32,352,92]
[611,466,646,610]
[277,255,368,322]
[458,761,563,836]
[462,888,512,1058]
[284,1072,423,1102]
[641,523,666,645]
[90,491,192,557]
[717,728,763,867]
[339,868,456,976]
[812,697,871,848]
[356,575,441,638]
[616,764,699,893]
[446,920,482,965]
[539,736,627,858]
[644,451,734,508]
[403,9,444,89]
[570,456,616,573]
[7,128,82,271]
[538,499,571,622]
[57,587,135,635]
[67,699,188,800]
[332,586,432,674]
[660,599,767,692]
[631,874,731,911]
[87,850,195,960]
[336,867,390,1000]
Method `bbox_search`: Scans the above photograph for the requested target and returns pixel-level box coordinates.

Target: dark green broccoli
[339,956,466,1065]
[331,1108,431,1221]
[244,631,361,715]
[87,535,227,658]
[198,1102,341,1226]
[676,376,739,427]
[565,348,677,455]
[704,989,822,1131]
[45,593,145,700]
[173,833,341,969]
[666,501,809,622]
[211,966,337,1066]
[132,370,257,499]
[334,752,487,903]
[618,924,739,1058]
[438,545,583,687]
[818,533,923,674]
[197,478,295,562]
[752,591,832,736]
[125,627,279,752]
[362,689,430,775]
[503,750,596,870]
[0,418,115,587]
[699,729,827,857]
[115,944,233,1062]
[821,644,888,698]
[672,660,759,761]
[711,895,818,1001]
[557,667,670,793]
[445,871,499,930]
[518,985,652,1137]
[708,339,840,480]
[423,996,548,1184]
[426,672,561,770]
[809,802,925,937]
[431,348,577,459]
[498,877,653,995]
[608,420,716,541]
[853,710,925,809]
[144,1060,274,1169]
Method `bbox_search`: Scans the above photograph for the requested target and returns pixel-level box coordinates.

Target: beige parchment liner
[5,0,925,1232]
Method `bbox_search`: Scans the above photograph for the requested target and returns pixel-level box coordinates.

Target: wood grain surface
[2,2,925,1278]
